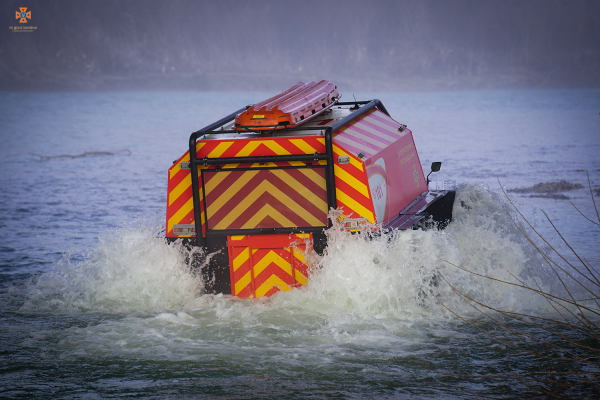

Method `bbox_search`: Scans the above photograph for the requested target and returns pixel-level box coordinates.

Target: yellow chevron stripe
[293,248,305,264]
[270,170,327,210]
[230,235,246,240]
[168,142,206,181]
[263,140,291,155]
[294,270,308,286]
[167,197,194,233]
[333,144,364,171]
[253,250,292,277]
[169,153,191,180]
[204,170,231,193]
[255,274,293,298]
[336,188,375,223]
[167,141,207,179]
[289,138,317,154]
[299,168,326,187]
[233,247,249,271]
[234,270,252,295]
[334,165,370,199]
[196,142,206,153]
[243,204,296,229]
[235,141,262,157]
[168,174,192,206]
[208,142,234,158]
[214,180,324,229]
[206,170,260,217]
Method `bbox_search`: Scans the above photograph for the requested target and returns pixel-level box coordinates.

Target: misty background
[1,0,599,91]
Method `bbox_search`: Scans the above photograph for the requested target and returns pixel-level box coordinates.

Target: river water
[1,89,599,398]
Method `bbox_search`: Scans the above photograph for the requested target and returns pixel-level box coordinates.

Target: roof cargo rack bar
[191,153,328,167]
[331,99,390,122]
[186,99,389,247]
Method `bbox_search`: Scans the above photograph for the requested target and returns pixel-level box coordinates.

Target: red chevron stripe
[248,142,279,157]
[195,137,327,159]
[236,285,253,298]
[168,182,195,214]
[252,248,291,260]
[291,255,309,276]
[227,234,313,297]
[205,170,327,229]
[203,168,248,200]
[210,191,326,229]
[334,166,370,201]
[205,170,269,217]
[230,253,251,282]
[195,143,217,156]
[168,167,191,189]
[254,262,294,285]
[205,168,327,202]
[284,168,328,196]
[219,140,247,157]
[247,215,281,229]
[178,208,196,226]
[335,178,372,207]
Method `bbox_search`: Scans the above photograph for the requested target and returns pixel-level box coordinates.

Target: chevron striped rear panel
[203,167,328,230]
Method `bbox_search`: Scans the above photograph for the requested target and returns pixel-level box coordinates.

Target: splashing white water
[22,184,589,319]
[22,221,203,313]
[273,183,582,319]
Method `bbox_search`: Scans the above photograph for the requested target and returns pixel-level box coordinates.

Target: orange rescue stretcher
[234,80,339,131]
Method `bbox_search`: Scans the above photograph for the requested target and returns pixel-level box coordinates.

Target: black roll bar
[189,106,250,247]
[187,99,388,247]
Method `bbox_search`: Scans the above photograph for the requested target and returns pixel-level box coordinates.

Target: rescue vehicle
[165,81,455,297]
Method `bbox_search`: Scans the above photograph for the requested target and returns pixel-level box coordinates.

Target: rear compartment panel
[228,234,311,298]
[166,136,329,238]
[203,167,328,230]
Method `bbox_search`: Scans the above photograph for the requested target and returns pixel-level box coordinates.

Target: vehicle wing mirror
[427,162,442,186]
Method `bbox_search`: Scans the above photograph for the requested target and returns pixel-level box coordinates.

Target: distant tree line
[1,0,599,91]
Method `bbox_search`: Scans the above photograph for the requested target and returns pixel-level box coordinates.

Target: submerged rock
[508,180,583,194]
[529,193,571,200]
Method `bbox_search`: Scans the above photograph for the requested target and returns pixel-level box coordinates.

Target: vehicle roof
[203,106,354,140]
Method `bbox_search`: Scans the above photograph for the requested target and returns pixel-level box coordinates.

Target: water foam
[273,183,580,320]
[22,221,203,313]
[21,184,591,321]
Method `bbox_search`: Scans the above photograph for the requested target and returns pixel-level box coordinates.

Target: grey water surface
[1,89,599,398]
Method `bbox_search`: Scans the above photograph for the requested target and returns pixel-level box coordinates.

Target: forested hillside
[1,0,599,91]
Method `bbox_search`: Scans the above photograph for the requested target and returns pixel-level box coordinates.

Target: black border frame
[200,164,329,236]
